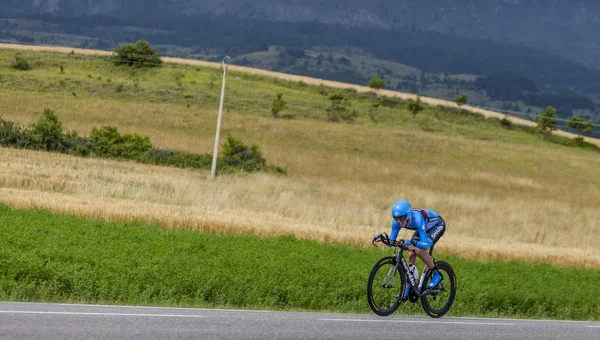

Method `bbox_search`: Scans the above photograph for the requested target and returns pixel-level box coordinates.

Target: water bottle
[408,264,419,284]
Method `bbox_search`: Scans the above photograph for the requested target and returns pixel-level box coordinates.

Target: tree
[536,106,558,140]
[327,93,358,122]
[567,116,594,144]
[455,93,468,110]
[112,40,162,68]
[271,92,286,118]
[408,94,424,127]
[368,77,386,90]
[455,93,468,118]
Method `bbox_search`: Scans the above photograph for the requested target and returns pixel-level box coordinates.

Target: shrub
[62,131,94,157]
[567,116,593,144]
[1,114,285,175]
[271,92,286,118]
[368,77,386,89]
[455,93,468,116]
[326,93,358,123]
[500,117,513,128]
[90,126,152,159]
[138,148,213,169]
[10,56,32,70]
[220,135,287,175]
[112,40,162,68]
[0,117,27,147]
[536,106,558,140]
[221,135,266,172]
[27,108,64,151]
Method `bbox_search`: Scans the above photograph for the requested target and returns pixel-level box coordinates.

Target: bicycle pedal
[421,288,438,296]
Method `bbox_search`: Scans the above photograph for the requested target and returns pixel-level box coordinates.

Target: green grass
[0,205,598,320]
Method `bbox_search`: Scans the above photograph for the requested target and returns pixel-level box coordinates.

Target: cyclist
[385,200,446,299]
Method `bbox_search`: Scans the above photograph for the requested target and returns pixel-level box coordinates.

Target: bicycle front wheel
[420,261,456,318]
[366,256,405,316]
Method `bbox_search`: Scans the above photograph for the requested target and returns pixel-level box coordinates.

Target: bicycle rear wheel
[366,256,405,316]
[420,261,456,318]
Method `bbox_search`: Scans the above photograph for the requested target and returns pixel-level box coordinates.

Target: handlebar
[372,233,408,249]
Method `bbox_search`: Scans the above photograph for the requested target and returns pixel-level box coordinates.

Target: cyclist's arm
[390,219,401,240]
[414,213,433,250]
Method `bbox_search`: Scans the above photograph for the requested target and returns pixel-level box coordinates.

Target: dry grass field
[0,44,599,269]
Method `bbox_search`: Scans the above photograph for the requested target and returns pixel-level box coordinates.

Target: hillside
[0,45,599,269]
[2,43,597,146]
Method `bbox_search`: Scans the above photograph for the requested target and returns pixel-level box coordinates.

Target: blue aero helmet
[391,200,411,219]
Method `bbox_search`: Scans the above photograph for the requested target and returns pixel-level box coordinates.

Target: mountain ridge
[4,0,600,70]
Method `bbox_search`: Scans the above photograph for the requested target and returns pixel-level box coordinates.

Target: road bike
[367,234,456,318]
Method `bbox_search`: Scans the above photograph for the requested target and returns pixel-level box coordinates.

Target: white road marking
[51,303,273,313]
[319,318,514,326]
[586,326,600,328]
[0,311,208,318]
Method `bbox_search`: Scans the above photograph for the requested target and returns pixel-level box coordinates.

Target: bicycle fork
[381,263,398,288]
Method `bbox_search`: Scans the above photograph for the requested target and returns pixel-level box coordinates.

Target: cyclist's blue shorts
[411,216,446,247]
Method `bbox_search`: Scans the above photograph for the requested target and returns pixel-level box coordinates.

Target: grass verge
[0,205,598,320]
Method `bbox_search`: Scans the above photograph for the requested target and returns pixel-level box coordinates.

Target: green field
[1,205,598,320]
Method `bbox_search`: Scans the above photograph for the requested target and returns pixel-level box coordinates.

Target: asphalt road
[0,302,598,340]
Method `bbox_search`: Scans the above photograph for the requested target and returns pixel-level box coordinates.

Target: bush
[221,135,266,172]
[10,56,32,70]
[112,40,162,68]
[326,93,358,123]
[220,135,288,175]
[271,92,286,118]
[0,113,286,175]
[0,117,27,147]
[368,77,386,89]
[62,131,94,157]
[500,117,513,128]
[137,148,213,169]
[90,125,152,159]
[27,108,64,151]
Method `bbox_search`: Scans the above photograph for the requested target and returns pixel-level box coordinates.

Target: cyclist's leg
[425,218,446,288]
[408,230,419,265]
[399,230,421,301]
[411,228,436,269]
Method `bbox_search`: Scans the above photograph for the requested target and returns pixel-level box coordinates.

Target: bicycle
[367,233,456,318]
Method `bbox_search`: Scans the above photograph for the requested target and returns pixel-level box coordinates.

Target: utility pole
[211,56,231,177]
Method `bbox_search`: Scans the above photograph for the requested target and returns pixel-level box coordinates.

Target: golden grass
[1,42,598,147]
[1,44,599,269]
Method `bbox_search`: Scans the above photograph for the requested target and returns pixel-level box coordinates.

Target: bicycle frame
[392,247,422,296]
[392,244,442,297]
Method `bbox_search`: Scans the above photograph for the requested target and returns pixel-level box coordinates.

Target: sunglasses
[394,215,409,222]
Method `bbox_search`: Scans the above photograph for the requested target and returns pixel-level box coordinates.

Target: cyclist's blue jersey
[390,209,440,250]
